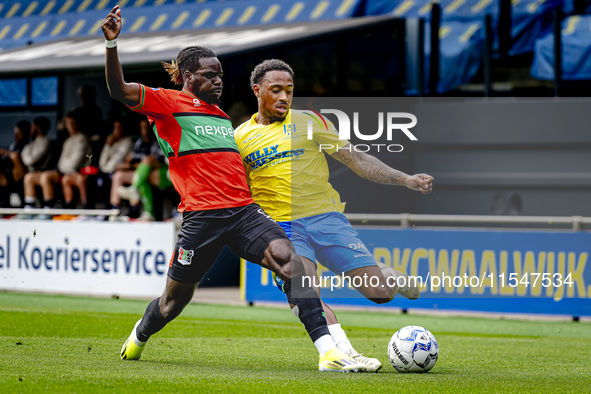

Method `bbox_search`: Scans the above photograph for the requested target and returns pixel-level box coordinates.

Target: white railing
[345,213,591,231]
[0,208,120,219]
[2,209,589,230]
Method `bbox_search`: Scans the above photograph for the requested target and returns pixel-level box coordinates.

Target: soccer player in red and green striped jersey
[102,6,366,372]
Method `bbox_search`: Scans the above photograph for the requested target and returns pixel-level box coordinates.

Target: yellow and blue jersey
[234,109,350,221]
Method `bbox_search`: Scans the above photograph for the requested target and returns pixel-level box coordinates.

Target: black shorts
[168,203,289,284]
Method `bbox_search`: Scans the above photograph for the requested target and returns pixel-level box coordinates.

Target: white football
[388,325,439,372]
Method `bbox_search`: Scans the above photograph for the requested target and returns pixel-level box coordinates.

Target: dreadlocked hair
[161,60,181,84]
[250,59,294,90]
[162,46,217,85]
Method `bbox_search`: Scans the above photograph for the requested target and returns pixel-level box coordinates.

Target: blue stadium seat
[531,14,591,80]
[424,19,485,93]
[0,0,230,19]
[510,0,562,56]
[365,0,497,21]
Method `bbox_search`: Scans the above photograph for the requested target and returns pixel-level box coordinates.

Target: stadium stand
[0,0,364,51]
[364,0,578,92]
[1,0,591,92]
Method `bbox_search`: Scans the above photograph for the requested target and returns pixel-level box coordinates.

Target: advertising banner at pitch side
[0,221,175,297]
[242,228,591,317]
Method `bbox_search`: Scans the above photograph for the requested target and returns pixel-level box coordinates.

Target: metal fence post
[429,2,441,96]
[572,216,583,231]
[400,213,411,228]
[483,14,493,97]
[553,8,563,97]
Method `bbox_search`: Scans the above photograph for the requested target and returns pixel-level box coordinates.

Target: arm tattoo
[331,150,353,166]
[332,147,407,186]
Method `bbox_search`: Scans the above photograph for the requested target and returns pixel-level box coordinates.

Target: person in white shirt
[22,117,52,173]
[22,117,53,204]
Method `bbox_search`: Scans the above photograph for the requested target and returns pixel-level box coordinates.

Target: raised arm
[331,145,434,194]
[102,6,140,107]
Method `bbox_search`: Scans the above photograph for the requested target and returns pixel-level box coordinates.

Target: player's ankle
[328,323,356,355]
[133,320,148,346]
[314,334,337,356]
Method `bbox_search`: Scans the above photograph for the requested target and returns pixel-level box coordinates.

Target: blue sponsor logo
[244,144,304,170]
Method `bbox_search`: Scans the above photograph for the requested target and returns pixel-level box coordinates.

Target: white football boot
[348,350,382,372]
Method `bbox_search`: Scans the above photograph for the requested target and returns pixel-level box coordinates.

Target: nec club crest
[283,123,296,136]
[177,247,194,265]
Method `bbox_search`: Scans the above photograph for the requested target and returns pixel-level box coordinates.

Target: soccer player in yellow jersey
[235,60,434,372]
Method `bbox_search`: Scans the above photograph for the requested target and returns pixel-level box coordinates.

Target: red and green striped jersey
[128,84,254,212]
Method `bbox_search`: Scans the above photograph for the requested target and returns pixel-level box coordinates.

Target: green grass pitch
[1,292,590,393]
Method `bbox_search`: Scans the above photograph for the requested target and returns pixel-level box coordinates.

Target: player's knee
[276,260,293,281]
[406,285,421,300]
[406,286,421,300]
[368,286,395,304]
[274,254,306,282]
[269,240,293,263]
[383,284,397,302]
[266,239,299,278]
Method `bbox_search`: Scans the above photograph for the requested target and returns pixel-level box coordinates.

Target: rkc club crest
[283,123,296,136]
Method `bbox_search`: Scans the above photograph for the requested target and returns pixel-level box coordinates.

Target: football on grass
[388,325,439,372]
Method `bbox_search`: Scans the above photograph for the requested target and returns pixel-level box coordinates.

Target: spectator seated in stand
[0,120,30,207]
[84,119,133,213]
[21,117,53,212]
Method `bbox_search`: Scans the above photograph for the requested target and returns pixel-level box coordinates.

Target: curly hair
[162,46,217,85]
[250,59,294,90]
